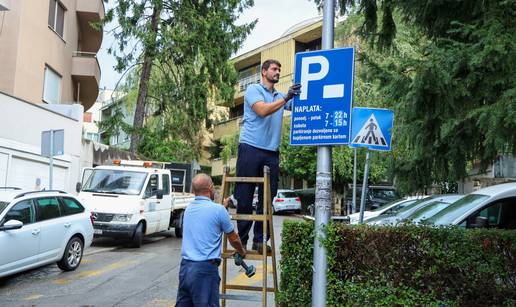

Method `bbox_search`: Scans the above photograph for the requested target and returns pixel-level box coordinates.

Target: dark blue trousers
[176,259,220,307]
[234,143,279,246]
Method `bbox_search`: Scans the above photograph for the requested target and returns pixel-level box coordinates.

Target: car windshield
[371,199,416,212]
[82,169,147,195]
[407,201,449,223]
[0,201,9,215]
[279,192,298,198]
[372,189,396,199]
[425,194,490,225]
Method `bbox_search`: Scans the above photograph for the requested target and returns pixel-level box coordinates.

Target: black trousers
[234,143,279,246]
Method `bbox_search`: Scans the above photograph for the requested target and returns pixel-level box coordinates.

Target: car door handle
[64,222,71,228]
[32,229,40,235]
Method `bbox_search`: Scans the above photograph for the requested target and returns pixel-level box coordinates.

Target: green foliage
[103,0,256,160]
[219,131,239,164]
[280,222,516,306]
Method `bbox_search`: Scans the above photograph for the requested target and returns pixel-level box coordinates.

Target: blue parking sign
[350,107,394,151]
[290,47,354,146]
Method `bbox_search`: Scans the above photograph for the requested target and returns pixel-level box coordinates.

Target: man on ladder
[234,59,301,251]
[176,174,246,307]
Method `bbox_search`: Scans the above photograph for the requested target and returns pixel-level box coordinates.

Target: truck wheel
[175,211,184,238]
[57,236,84,271]
[130,223,143,248]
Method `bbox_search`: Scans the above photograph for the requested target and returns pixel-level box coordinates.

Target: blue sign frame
[349,107,394,151]
[290,47,355,146]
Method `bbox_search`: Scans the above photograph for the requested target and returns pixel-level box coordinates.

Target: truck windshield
[82,170,147,195]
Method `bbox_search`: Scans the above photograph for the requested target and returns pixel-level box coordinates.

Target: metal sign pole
[352,148,357,213]
[312,0,334,306]
[49,129,54,190]
[358,151,371,223]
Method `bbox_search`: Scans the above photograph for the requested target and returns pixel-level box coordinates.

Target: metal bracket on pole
[358,151,371,223]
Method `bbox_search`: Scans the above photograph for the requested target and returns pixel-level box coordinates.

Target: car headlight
[112,214,132,222]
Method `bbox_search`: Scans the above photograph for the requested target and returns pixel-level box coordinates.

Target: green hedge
[279,221,516,306]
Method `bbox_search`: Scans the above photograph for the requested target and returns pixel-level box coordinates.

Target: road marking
[84,246,118,256]
[227,264,273,286]
[24,294,44,300]
[54,260,139,285]
[147,299,176,306]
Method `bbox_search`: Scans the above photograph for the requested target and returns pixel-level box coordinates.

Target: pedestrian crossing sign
[350,107,394,151]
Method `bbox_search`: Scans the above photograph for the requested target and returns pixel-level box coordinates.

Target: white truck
[77,160,194,247]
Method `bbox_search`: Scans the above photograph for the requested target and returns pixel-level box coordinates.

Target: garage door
[0,153,8,187]
[8,157,67,191]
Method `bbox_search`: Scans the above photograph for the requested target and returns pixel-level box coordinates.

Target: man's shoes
[252,242,272,253]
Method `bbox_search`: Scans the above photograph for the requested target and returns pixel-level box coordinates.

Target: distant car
[367,194,464,226]
[272,190,302,214]
[0,189,94,278]
[346,197,420,224]
[425,183,516,229]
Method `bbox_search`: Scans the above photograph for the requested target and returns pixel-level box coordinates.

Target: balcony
[72,51,101,111]
[76,0,105,53]
[213,116,242,141]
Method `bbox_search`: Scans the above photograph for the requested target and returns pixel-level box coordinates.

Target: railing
[238,73,261,92]
[73,51,97,58]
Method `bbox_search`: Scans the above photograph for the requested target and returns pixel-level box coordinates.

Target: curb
[84,246,118,256]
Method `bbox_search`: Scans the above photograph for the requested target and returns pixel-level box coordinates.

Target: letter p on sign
[300,55,345,101]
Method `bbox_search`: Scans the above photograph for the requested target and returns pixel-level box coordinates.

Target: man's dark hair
[261,59,281,72]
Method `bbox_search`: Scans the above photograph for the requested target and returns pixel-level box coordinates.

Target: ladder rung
[221,251,271,260]
[220,293,262,302]
[230,214,267,221]
[224,177,265,183]
[226,284,276,292]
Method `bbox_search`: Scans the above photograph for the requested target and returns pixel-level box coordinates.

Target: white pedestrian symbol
[352,114,387,146]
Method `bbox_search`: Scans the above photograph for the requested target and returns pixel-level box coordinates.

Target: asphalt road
[0,213,303,307]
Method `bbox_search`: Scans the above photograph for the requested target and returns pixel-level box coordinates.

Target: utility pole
[312,0,334,306]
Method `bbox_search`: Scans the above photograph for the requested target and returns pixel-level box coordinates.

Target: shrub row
[278,221,516,306]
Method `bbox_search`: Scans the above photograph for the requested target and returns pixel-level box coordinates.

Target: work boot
[252,242,272,253]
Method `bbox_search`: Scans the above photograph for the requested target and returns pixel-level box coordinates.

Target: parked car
[404,197,463,224]
[367,194,464,226]
[424,182,516,229]
[272,190,302,214]
[0,189,94,278]
[346,197,420,224]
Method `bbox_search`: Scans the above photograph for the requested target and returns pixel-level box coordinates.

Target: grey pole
[358,151,371,223]
[49,130,54,190]
[312,0,334,306]
[352,148,357,214]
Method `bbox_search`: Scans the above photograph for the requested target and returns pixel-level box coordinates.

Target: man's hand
[284,83,301,102]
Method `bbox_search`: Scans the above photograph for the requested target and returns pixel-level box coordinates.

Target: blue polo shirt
[181,196,234,261]
[239,83,291,152]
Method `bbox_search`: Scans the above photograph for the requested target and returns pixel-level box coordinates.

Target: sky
[97,0,321,90]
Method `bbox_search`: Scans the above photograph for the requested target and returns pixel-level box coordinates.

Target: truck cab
[78,160,178,247]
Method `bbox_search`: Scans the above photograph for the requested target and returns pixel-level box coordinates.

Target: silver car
[425,183,516,228]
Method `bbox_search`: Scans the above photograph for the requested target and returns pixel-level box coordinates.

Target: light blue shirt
[181,196,234,261]
[239,83,291,151]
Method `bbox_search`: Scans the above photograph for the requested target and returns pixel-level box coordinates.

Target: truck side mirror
[156,189,164,200]
[76,182,82,193]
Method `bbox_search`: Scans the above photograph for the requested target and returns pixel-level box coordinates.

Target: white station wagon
[0,189,94,278]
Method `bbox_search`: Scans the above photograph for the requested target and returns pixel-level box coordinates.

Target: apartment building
[211,17,323,178]
[0,0,104,192]
[0,0,104,110]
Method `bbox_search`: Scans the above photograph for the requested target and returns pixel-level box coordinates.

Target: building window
[48,0,65,38]
[43,65,61,104]
[238,64,261,92]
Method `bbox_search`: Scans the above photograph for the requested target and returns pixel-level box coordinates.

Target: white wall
[0,92,83,193]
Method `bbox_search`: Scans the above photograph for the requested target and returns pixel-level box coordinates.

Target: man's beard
[266,74,280,84]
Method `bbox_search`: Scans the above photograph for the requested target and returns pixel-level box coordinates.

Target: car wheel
[57,236,84,271]
[130,222,144,248]
[175,211,184,238]
[271,204,277,215]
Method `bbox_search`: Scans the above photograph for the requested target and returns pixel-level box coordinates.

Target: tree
[314,0,516,192]
[104,0,256,157]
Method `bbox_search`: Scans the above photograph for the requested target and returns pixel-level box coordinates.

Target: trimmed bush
[279,221,516,306]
